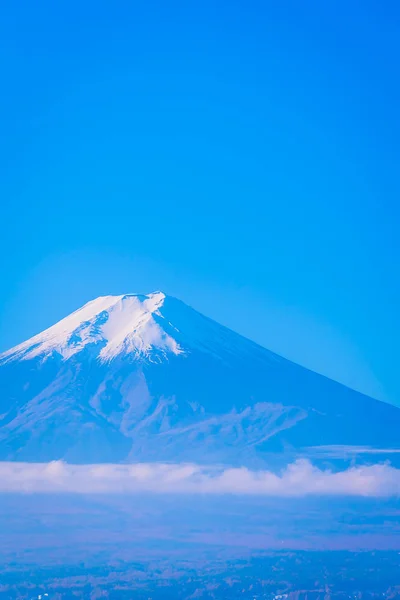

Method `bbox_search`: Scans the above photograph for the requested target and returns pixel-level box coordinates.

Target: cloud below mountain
[1,459,400,497]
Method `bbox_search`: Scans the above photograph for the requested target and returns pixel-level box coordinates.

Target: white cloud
[308,445,400,457]
[1,459,400,497]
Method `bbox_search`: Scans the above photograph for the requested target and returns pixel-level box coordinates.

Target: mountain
[0,291,399,465]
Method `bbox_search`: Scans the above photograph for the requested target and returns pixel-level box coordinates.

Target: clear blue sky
[1,0,399,404]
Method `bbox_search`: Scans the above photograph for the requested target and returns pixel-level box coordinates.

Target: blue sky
[1,0,399,404]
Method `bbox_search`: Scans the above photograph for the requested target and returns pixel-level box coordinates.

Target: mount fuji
[0,291,399,465]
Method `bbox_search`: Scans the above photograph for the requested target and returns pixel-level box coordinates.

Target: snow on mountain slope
[1,292,183,363]
[0,292,399,465]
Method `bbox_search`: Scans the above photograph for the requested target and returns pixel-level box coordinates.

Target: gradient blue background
[1,0,399,403]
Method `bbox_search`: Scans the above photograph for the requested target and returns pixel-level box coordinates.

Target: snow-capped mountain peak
[0,291,183,364]
[0,290,399,465]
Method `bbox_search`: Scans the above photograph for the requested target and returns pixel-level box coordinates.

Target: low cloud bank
[1,459,400,497]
